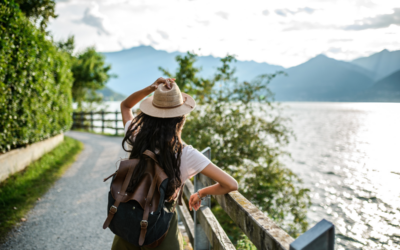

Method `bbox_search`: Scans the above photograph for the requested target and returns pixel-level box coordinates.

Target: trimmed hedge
[0,0,73,153]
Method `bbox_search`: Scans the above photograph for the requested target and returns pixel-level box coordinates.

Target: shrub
[0,0,74,153]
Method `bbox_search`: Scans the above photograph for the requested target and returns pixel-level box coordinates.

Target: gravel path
[1,131,128,250]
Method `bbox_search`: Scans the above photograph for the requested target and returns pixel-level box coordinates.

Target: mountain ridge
[102,46,400,102]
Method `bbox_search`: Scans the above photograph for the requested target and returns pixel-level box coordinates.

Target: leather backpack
[102,150,183,247]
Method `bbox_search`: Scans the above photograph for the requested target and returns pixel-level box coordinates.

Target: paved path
[1,131,128,250]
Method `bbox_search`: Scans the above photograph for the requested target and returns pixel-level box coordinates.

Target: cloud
[275,7,315,17]
[147,34,158,46]
[215,11,229,20]
[298,7,315,14]
[328,39,353,43]
[76,3,110,35]
[327,47,342,54]
[262,10,269,16]
[196,20,209,26]
[344,8,400,30]
[157,30,169,40]
[275,9,287,17]
[283,22,335,31]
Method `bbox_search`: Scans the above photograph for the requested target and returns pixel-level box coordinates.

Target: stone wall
[0,134,64,182]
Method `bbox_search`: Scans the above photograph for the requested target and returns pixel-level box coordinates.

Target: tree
[14,0,57,31]
[56,36,115,110]
[160,52,310,242]
[159,52,214,104]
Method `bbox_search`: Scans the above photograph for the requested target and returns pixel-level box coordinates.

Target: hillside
[102,46,284,95]
[351,49,400,81]
[269,55,374,101]
[97,86,126,101]
[354,69,400,102]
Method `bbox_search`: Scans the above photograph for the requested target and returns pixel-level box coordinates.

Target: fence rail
[72,111,125,135]
[179,148,335,250]
[73,110,335,249]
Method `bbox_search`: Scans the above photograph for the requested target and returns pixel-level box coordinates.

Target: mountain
[269,55,375,101]
[102,46,399,102]
[97,86,126,101]
[351,49,400,81]
[102,46,284,95]
[354,69,400,102]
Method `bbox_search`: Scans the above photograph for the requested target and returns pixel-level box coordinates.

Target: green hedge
[0,0,73,153]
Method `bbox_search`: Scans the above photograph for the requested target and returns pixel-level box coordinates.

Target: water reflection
[280,102,400,250]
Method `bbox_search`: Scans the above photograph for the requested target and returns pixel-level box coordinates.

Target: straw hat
[140,82,196,118]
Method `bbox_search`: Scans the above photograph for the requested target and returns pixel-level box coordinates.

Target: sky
[49,0,400,68]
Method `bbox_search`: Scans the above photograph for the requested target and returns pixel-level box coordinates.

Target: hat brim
[139,93,196,118]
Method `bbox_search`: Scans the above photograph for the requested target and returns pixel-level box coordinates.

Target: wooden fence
[72,111,335,250]
[72,111,125,135]
[178,148,335,250]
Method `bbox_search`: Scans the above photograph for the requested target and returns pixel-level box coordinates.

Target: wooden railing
[72,111,125,135]
[178,148,335,250]
[72,111,336,249]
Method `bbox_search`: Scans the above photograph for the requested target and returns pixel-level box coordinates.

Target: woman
[113,77,238,250]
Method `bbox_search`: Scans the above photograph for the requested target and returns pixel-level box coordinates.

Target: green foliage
[0,0,74,153]
[159,52,214,103]
[236,235,257,250]
[161,52,310,239]
[0,136,83,242]
[14,0,57,31]
[57,36,115,110]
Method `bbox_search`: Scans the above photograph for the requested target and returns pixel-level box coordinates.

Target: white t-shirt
[124,120,211,184]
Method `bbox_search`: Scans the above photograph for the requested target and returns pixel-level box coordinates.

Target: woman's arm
[120,77,174,127]
[188,163,238,211]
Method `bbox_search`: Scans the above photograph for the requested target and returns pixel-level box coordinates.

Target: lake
[280,102,400,250]
[88,101,400,250]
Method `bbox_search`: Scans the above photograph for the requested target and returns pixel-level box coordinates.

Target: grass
[0,136,83,242]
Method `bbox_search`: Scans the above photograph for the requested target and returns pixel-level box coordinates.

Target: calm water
[280,102,400,250]
[90,101,400,249]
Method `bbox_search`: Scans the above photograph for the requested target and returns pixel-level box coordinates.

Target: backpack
[102,150,183,247]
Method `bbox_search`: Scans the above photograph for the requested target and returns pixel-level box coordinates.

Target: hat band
[152,96,193,109]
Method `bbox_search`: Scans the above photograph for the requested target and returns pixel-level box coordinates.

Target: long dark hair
[122,112,186,200]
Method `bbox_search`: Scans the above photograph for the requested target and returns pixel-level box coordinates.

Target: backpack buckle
[110,205,118,214]
[140,220,148,228]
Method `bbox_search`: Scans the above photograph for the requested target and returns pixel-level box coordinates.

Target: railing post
[115,110,118,136]
[80,111,83,130]
[72,112,75,129]
[193,147,212,250]
[90,111,94,131]
[101,110,105,134]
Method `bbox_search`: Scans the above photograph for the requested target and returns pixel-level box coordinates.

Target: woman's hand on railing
[189,191,204,211]
[188,163,238,211]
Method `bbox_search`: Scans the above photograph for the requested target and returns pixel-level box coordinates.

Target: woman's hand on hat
[150,77,175,90]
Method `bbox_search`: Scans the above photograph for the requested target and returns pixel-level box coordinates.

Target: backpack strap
[139,150,159,246]
[138,171,158,245]
[103,171,117,182]
[143,150,158,163]
[102,160,135,229]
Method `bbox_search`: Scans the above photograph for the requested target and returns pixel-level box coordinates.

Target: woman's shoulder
[180,144,211,180]
[181,144,210,163]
